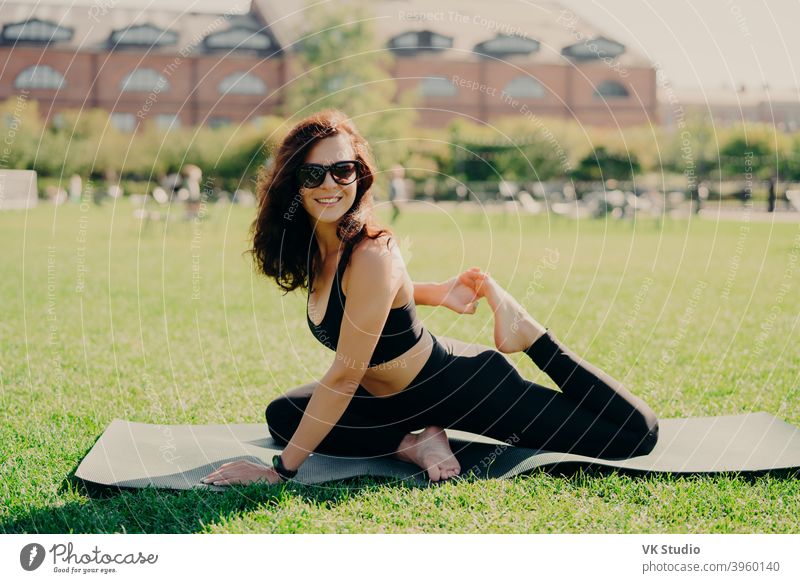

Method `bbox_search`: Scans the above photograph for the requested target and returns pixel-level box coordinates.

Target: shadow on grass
[0,473,427,534]
[2,464,797,534]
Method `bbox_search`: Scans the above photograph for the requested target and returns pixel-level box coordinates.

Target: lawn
[1,200,799,533]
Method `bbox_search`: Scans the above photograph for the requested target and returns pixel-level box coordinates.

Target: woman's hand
[201,460,284,486]
[439,267,488,314]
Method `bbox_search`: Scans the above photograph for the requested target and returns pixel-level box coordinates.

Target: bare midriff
[339,269,433,398]
[358,330,433,397]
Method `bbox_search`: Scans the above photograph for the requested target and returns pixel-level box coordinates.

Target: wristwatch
[272,454,298,481]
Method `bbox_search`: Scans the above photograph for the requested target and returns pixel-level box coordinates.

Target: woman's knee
[631,414,659,456]
[605,408,659,458]
[481,349,514,369]
[483,350,525,385]
[622,394,659,455]
[265,395,304,445]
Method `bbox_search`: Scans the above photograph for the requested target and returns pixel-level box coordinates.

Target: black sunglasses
[296,160,359,189]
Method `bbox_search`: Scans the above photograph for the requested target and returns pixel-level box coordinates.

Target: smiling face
[299,133,359,227]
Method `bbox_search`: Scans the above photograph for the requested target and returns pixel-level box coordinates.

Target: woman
[201,110,659,487]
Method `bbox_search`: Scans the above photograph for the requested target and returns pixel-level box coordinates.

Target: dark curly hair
[250,109,392,294]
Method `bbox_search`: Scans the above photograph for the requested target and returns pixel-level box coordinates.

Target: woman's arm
[413,281,446,306]
[279,238,401,472]
[413,268,487,313]
[201,254,486,483]
[277,369,361,471]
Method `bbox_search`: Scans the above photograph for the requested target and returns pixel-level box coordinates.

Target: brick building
[0,0,658,131]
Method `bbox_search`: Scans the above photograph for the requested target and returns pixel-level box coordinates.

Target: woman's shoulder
[343,232,408,300]
[350,232,396,260]
[348,232,403,285]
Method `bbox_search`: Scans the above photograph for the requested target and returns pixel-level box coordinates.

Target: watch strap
[272,454,297,480]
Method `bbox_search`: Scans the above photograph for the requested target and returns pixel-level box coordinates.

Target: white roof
[255,0,650,65]
[0,1,274,55]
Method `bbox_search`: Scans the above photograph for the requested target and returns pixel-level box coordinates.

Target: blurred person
[181,164,203,221]
[388,163,406,224]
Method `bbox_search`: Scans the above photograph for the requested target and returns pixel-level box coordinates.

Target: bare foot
[393,426,461,482]
[474,273,547,353]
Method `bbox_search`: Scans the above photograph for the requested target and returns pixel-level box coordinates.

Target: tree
[281,0,418,171]
[570,146,640,182]
[0,97,43,171]
[719,134,774,180]
[783,134,800,181]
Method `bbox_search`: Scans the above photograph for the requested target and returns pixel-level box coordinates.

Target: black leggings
[265,329,659,460]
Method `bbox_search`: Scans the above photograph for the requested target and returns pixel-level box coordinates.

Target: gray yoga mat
[74,412,800,491]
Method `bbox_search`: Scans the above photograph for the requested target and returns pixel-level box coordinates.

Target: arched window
[208,117,230,129]
[14,65,66,89]
[155,114,180,130]
[474,34,539,57]
[110,112,136,132]
[419,76,457,97]
[204,28,272,51]
[218,72,267,96]
[2,18,73,43]
[109,24,177,47]
[388,30,453,53]
[503,76,545,98]
[562,36,625,60]
[594,80,629,99]
[120,68,169,92]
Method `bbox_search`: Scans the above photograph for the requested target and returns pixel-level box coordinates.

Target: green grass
[1,201,799,533]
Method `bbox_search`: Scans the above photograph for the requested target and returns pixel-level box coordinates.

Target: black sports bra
[306,244,425,367]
